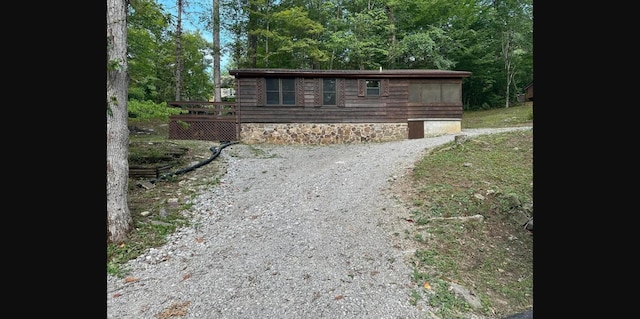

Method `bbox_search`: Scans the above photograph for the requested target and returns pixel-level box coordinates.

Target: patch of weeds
[181,202,195,210]
[161,174,179,182]
[409,210,430,225]
[107,244,133,277]
[211,176,221,185]
[409,289,421,306]
[107,261,129,278]
[414,249,457,274]
[247,145,279,158]
[111,215,189,264]
[107,244,137,278]
[410,269,475,318]
[428,280,473,319]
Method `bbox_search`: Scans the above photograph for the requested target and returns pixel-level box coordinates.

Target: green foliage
[176,120,190,129]
[250,6,328,68]
[128,99,186,122]
[409,289,421,306]
[176,33,215,100]
[340,8,392,69]
[107,245,131,277]
[393,27,457,69]
[127,0,213,103]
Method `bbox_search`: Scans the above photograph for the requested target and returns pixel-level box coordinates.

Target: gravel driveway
[107,127,531,319]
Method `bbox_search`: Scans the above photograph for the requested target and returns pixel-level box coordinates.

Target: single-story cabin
[227,68,471,144]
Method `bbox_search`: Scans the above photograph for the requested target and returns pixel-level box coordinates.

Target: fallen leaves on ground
[157,301,191,319]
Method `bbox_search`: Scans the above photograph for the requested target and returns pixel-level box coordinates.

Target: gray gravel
[107,127,532,319]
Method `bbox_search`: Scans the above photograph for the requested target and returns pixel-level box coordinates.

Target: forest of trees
[128,0,532,113]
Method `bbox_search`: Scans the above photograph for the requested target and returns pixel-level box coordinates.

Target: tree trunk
[107,0,133,243]
[175,0,184,101]
[213,0,221,102]
[502,29,516,108]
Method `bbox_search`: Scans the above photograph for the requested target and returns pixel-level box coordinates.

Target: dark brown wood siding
[235,76,464,123]
[237,78,258,105]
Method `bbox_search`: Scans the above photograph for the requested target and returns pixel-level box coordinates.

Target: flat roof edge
[229,68,471,78]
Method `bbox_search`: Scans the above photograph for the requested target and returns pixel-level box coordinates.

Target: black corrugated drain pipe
[148,141,239,184]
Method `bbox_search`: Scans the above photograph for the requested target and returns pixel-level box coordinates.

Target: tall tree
[178,32,215,100]
[493,0,533,107]
[213,0,222,101]
[340,8,391,69]
[175,0,184,100]
[107,0,133,244]
[246,0,263,67]
[127,0,172,103]
[221,0,246,69]
[257,6,327,68]
[443,0,506,109]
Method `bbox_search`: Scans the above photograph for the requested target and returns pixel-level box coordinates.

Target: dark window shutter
[314,78,321,106]
[337,78,345,107]
[296,78,304,106]
[358,79,365,96]
[382,79,389,96]
[256,77,264,106]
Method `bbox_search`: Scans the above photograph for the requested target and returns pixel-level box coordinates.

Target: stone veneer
[240,123,408,145]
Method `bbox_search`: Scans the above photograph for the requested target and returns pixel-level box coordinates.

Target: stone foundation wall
[240,123,408,145]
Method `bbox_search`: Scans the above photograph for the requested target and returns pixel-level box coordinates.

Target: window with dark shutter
[366,80,380,96]
[322,78,336,105]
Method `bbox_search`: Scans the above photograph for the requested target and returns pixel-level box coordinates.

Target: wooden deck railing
[167,101,237,118]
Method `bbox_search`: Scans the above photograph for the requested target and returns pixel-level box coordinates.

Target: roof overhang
[229,68,471,79]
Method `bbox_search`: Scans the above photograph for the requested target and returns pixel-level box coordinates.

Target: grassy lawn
[401,101,533,317]
[462,101,533,129]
